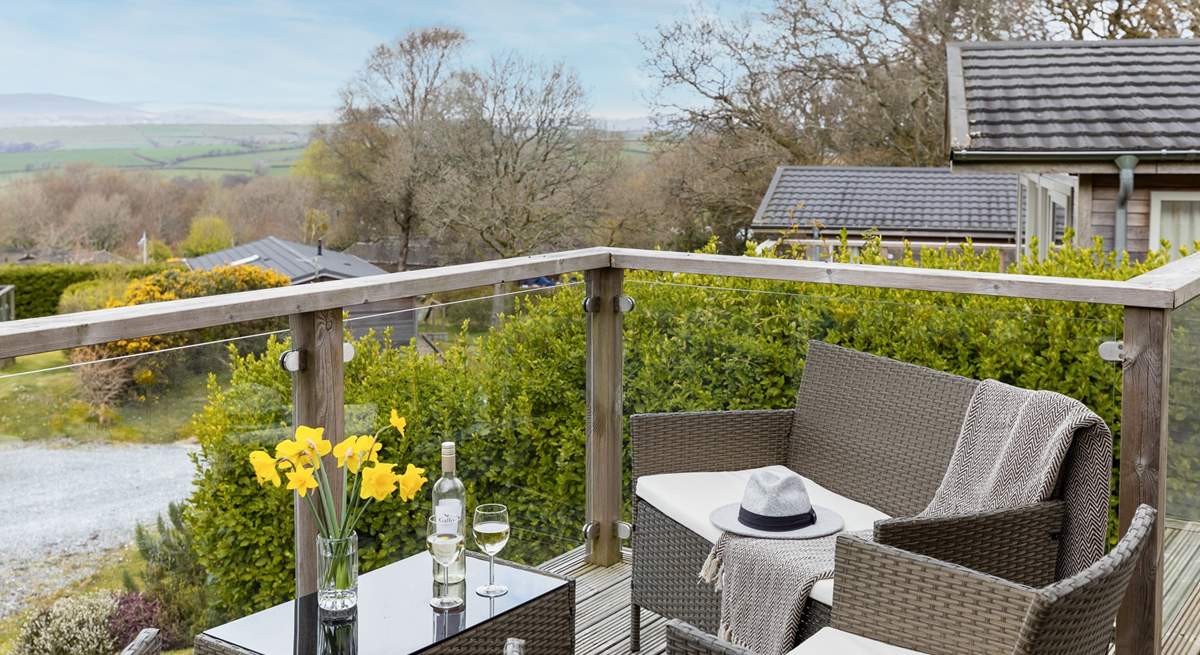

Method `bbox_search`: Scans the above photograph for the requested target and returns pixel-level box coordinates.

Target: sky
[0,0,757,123]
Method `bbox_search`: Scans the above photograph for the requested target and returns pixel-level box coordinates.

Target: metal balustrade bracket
[582,295,635,314]
[1099,340,1126,364]
[278,349,305,373]
[343,342,355,364]
[616,520,633,540]
[581,520,633,542]
[581,521,598,540]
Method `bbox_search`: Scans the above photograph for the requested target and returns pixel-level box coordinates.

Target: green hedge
[0,262,173,319]
[186,235,1162,620]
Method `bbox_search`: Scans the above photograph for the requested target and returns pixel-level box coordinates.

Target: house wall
[1080,174,1200,260]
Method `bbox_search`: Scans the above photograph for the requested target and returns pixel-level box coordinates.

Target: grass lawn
[0,351,214,443]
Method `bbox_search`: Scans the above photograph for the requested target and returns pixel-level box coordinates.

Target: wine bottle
[432,441,466,583]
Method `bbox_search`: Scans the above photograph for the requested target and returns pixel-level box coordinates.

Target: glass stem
[489,554,495,586]
[443,561,449,594]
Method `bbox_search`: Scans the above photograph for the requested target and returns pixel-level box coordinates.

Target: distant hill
[0,94,154,127]
[0,94,323,128]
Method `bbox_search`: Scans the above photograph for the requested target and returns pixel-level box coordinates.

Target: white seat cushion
[635,465,890,606]
[786,627,929,654]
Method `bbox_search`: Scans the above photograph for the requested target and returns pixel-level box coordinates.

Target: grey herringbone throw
[700,529,870,655]
[921,379,1112,577]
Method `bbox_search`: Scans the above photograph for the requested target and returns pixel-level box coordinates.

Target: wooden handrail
[0,246,1196,359]
[0,248,611,359]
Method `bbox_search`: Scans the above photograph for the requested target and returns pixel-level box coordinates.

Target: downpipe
[1114,155,1138,254]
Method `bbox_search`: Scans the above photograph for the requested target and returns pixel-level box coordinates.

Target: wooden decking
[1164,518,1200,655]
[539,547,666,654]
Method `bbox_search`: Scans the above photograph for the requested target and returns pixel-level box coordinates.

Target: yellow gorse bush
[248,411,427,540]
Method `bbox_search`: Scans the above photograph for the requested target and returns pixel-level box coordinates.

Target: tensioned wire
[0,281,583,380]
[624,278,1119,327]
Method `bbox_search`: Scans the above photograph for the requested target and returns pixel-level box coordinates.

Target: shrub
[70,265,290,412]
[0,262,170,319]
[107,593,161,651]
[147,239,173,262]
[13,591,118,655]
[185,234,1160,621]
[180,215,234,256]
[129,502,213,647]
[58,277,128,314]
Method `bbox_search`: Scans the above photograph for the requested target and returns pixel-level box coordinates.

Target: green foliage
[180,215,234,257]
[57,277,128,314]
[130,502,213,647]
[185,234,1154,622]
[0,262,170,319]
[147,239,174,262]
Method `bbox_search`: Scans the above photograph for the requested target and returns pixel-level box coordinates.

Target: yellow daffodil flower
[396,463,428,502]
[333,435,383,473]
[275,439,306,468]
[286,466,319,497]
[248,450,281,487]
[296,425,331,465]
[360,463,398,502]
[389,410,407,437]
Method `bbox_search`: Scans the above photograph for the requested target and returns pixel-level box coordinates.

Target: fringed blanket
[700,379,1112,654]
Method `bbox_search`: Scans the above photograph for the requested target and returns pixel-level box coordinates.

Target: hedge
[0,262,173,319]
[186,234,1170,620]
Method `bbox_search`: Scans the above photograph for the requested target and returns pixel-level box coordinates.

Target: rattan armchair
[119,628,162,655]
[630,341,1113,650]
[665,504,1156,655]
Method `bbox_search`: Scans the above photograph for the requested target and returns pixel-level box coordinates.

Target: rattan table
[195,552,574,655]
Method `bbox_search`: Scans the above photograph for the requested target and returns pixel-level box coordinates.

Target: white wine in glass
[473,504,509,597]
[427,515,464,609]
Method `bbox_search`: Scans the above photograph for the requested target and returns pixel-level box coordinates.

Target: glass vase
[316,532,358,612]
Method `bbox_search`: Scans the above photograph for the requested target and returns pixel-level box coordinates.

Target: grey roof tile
[751,166,1018,234]
[949,39,1200,153]
[185,236,387,283]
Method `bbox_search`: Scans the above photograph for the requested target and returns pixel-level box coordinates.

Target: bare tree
[1045,0,1199,38]
[309,27,465,268]
[427,54,618,259]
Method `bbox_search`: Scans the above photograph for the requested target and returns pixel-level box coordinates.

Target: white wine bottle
[431,441,466,584]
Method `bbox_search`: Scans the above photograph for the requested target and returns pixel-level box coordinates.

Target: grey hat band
[737,506,816,531]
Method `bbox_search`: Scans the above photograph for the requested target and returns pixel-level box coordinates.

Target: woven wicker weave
[665,505,1155,655]
[119,628,162,655]
[631,340,1107,651]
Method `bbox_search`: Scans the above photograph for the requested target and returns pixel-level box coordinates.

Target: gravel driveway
[0,440,198,618]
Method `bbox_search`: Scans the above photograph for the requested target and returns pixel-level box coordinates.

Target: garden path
[0,440,197,617]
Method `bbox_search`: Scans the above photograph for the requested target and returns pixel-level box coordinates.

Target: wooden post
[1116,306,1171,655]
[585,268,624,566]
[289,308,346,597]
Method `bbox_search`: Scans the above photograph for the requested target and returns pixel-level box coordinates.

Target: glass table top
[202,552,568,655]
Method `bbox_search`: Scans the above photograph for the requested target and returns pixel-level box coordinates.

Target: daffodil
[396,463,428,502]
[249,450,281,487]
[286,466,319,497]
[296,425,331,466]
[275,439,306,469]
[333,435,383,473]
[360,463,398,502]
[389,410,406,437]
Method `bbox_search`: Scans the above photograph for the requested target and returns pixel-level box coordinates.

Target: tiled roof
[947,39,1200,154]
[750,166,1018,235]
[186,236,386,283]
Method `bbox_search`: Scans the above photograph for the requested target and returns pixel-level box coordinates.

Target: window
[1150,191,1200,258]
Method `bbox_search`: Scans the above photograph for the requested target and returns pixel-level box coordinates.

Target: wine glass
[472,503,510,597]
[427,515,464,609]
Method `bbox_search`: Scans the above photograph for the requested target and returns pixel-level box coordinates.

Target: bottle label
[435,499,463,533]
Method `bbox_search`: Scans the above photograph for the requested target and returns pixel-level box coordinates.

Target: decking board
[539,546,666,654]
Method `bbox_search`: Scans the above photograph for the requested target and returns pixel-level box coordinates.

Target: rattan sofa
[630,340,1113,651]
[665,504,1155,655]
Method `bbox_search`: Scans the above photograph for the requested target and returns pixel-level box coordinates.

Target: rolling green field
[0,123,312,183]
